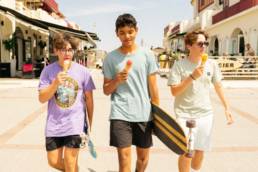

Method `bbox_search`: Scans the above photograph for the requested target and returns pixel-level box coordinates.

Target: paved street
[0,69,258,172]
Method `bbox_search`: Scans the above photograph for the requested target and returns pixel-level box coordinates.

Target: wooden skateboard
[152,103,195,157]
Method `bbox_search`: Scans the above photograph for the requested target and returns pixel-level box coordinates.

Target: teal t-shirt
[103,47,158,122]
[167,58,222,118]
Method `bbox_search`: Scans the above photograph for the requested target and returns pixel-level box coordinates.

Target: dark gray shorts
[45,135,82,151]
[110,120,153,148]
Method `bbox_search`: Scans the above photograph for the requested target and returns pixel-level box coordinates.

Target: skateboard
[80,119,97,159]
[80,133,97,159]
[152,103,195,157]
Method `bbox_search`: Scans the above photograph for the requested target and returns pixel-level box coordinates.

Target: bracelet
[190,74,196,80]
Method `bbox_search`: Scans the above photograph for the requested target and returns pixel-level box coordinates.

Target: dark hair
[53,33,79,50]
[184,30,209,46]
[115,13,137,32]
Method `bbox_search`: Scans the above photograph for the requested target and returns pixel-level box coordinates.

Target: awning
[36,19,99,48]
[0,5,100,46]
[15,18,49,36]
[168,32,187,40]
[36,19,99,41]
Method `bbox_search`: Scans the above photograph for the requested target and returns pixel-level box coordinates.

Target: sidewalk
[0,69,258,171]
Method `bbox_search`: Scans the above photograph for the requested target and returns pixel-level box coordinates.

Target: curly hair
[184,30,209,46]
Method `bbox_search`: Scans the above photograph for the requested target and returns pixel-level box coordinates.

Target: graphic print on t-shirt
[55,77,79,108]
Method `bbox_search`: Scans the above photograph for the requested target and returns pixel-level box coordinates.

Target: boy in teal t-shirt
[103,13,159,172]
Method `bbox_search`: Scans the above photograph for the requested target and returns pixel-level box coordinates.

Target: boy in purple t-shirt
[38,33,95,172]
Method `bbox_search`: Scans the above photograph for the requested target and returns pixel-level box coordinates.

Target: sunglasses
[196,41,209,47]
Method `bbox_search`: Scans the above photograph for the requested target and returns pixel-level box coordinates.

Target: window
[198,0,214,12]
[223,0,229,8]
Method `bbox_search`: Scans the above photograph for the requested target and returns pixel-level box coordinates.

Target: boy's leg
[135,147,150,172]
[110,120,133,172]
[191,150,204,170]
[178,155,191,172]
[191,115,213,170]
[64,147,80,172]
[117,146,132,172]
[177,115,213,172]
[47,147,65,171]
[46,137,65,171]
[133,122,153,172]
[63,135,82,172]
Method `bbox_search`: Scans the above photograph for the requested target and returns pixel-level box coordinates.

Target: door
[238,35,245,56]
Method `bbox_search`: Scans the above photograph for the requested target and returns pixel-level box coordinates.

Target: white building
[0,0,99,77]
[165,0,258,56]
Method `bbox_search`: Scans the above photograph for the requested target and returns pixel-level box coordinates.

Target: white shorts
[177,115,214,151]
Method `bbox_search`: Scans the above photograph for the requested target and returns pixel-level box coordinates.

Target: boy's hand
[54,71,68,85]
[225,110,234,125]
[191,66,204,80]
[115,71,128,85]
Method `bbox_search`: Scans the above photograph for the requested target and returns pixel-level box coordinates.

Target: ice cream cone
[124,60,133,72]
[63,60,71,73]
[201,53,208,66]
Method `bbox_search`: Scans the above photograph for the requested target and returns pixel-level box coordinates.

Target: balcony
[212,0,258,24]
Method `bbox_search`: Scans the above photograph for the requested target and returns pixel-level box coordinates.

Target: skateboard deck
[152,103,187,155]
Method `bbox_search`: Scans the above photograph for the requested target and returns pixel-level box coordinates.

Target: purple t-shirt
[38,62,95,137]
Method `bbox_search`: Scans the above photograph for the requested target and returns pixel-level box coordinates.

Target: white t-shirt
[167,58,222,118]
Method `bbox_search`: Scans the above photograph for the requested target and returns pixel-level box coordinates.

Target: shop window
[25,38,32,62]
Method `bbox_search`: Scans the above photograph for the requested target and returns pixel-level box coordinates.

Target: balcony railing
[212,0,258,24]
[157,55,258,80]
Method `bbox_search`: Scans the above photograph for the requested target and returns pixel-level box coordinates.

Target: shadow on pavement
[87,168,96,172]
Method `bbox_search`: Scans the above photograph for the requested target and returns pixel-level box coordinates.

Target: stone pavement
[0,69,258,172]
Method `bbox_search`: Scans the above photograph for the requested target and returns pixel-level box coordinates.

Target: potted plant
[38,40,47,49]
[3,37,16,51]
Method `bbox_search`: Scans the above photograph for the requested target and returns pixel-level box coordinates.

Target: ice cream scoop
[201,53,208,66]
[63,60,71,73]
[124,60,133,72]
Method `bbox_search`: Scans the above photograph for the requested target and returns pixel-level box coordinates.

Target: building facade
[0,0,99,77]
[164,0,258,57]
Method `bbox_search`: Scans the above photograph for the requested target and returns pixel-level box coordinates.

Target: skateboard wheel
[186,120,196,128]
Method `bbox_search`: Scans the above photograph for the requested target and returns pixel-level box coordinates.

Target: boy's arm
[170,66,203,96]
[38,71,67,103]
[103,71,128,95]
[170,76,194,97]
[148,73,159,105]
[214,82,234,125]
[85,91,94,131]
[38,79,58,103]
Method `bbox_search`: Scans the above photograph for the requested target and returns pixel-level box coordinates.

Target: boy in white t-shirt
[167,30,233,172]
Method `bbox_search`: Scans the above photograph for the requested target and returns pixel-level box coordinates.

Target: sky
[56,0,193,52]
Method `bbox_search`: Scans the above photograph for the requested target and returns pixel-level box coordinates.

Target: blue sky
[56,0,192,52]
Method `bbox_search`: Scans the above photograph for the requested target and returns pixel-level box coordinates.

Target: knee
[191,151,204,170]
[64,158,77,169]
[137,156,149,166]
[48,158,60,169]
[119,152,130,162]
